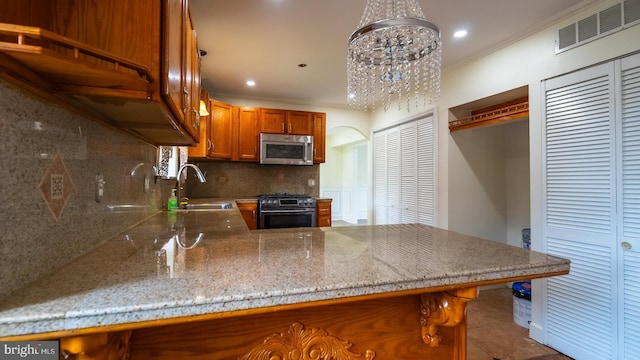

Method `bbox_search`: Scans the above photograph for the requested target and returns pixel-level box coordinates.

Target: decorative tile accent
[39,152,74,221]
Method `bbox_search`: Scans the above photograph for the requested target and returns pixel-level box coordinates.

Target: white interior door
[386,128,401,224]
[372,113,436,226]
[618,54,640,360]
[373,131,388,225]
[542,62,618,360]
[417,116,435,225]
[542,52,640,360]
[400,122,418,223]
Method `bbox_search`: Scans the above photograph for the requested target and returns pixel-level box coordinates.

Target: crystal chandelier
[347,0,441,112]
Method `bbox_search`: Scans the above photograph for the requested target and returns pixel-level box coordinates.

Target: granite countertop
[0,202,570,338]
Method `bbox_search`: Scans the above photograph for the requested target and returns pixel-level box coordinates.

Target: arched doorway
[319,126,369,225]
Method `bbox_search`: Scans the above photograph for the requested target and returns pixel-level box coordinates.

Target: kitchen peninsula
[0,204,569,359]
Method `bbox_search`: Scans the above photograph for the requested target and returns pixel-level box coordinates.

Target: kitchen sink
[178,202,234,211]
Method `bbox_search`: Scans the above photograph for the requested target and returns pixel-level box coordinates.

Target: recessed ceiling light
[298,63,308,68]
[246,80,256,87]
[454,30,468,38]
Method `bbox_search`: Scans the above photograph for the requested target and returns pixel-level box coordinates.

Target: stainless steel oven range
[257,194,316,229]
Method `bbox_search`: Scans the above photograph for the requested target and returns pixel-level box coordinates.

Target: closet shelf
[449,99,529,132]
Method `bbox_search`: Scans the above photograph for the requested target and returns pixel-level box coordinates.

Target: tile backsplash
[0,79,321,299]
[183,161,319,199]
[0,79,173,298]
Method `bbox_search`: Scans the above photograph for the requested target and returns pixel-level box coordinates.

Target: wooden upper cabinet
[236,107,260,161]
[260,108,287,134]
[185,18,201,139]
[187,102,326,164]
[209,100,233,159]
[164,0,200,140]
[188,89,211,159]
[286,111,313,135]
[0,0,201,146]
[312,112,326,163]
[163,0,186,127]
[260,109,313,135]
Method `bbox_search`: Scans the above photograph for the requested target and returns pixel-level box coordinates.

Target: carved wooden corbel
[419,288,477,347]
[240,321,376,360]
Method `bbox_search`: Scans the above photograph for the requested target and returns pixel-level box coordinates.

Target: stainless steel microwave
[260,133,314,165]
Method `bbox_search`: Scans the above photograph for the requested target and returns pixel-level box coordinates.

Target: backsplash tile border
[38,152,74,221]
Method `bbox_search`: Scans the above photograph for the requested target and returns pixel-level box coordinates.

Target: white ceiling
[190,0,596,109]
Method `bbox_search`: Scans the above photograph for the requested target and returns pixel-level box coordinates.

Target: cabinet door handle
[207,139,213,152]
[281,123,285,132]
[288,123,292,133]
[621,241,632,250]
[193,108,200,128]
[183,87,191,114]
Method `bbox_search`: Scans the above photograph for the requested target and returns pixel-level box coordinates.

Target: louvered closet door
[619,54,640,360]
[373,132,388,225]
[372,113,436,226]
[543,62,618,360]
[417,116,435,225]
[386,128,401,224]
[400,122,418,223]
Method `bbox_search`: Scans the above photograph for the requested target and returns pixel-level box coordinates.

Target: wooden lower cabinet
[316,199,332,227]
[237,201,258,230]
[59,287,477,359]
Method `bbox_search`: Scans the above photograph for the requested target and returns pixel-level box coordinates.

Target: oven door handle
[260,209,315,214]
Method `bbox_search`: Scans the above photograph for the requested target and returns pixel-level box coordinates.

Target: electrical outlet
[95,173,105,203]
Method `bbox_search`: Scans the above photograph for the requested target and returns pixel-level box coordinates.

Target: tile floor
[467,287,572,360]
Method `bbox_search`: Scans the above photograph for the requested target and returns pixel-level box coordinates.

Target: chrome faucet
[176,163,206,207]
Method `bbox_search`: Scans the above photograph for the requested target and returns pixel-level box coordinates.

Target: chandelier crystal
[347,0,441,112]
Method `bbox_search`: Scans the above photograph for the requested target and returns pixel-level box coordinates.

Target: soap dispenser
[167,189,178,210]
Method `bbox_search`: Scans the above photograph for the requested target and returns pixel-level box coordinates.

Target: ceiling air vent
[556,0,640,53]
[626,0,640,24]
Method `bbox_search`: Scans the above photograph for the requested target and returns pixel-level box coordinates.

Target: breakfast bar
[0,206,569,359]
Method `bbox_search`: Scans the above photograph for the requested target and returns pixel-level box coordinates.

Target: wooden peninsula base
[61,287,478,360]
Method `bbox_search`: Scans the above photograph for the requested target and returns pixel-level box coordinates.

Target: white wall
[449,124,508,242]
[447,119,530,245]
[505,120,531,248]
